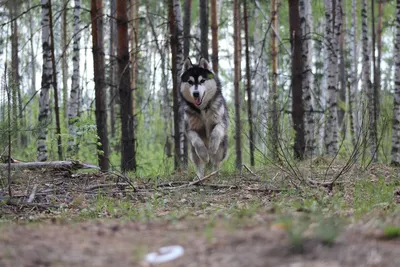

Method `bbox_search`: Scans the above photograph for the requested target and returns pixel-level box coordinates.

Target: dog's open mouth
[193,92,204,106]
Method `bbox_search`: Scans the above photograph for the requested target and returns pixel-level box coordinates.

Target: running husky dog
[180,57,229,179]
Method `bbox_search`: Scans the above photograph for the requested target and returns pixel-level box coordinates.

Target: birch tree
[361,0,377,161]
[300,0,315,158]
[391,0,400,166]
[324,0,340,156]
[37,0,52,162]
[48,0,63,160]
[67,0,81,155]
[61,0,68,119]
[348,0,358,146]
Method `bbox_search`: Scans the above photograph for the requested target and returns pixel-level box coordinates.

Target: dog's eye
[200,79,206,84]
[188,80,194,85]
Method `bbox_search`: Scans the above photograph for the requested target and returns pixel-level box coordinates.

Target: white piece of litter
[145,245,184,264]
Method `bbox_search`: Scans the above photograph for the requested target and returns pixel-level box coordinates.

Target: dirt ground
[0,167,399,267]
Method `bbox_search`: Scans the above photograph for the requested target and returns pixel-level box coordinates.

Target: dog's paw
[194,142,209,163]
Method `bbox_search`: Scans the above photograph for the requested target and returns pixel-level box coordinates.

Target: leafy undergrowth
[0,161,399,266]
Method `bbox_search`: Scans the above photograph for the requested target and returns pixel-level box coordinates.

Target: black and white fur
[180,57,229,179]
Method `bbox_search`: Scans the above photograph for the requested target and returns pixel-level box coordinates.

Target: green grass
[383,225,400,239]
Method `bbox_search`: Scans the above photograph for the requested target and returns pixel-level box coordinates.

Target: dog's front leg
[209,124,224,155]
[187,130,209,163]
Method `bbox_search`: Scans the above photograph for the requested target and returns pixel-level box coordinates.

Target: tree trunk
[233,0,242,169]
[28,6,36,136]
[48,0,63,160]
[323,0,340,157]
[211,0,218,74]
[116,0,135,171]
[300,0,315,158]
[68,0,81,156]
[91,0,110,171]
[199,0,209,59]
[338,0,346,136]
[348,0,358,147]
[243,0,254,166]
[169,0,186,169]
[37,0,52,162]
[361,0,376,162]
[10,1,26,146]
[289,0,304,159]
[62,0,68,120]
[391,0,400,165]
[376,2,383,118]
[269,0,279,160]
[183,0,192,59]
[129,0,139,171]
[252,7,268,151]
[109,0,117,138]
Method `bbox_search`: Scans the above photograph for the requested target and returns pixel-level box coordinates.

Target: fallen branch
[242,164,262,181]
[27,184,38,203]
[306,178,344,188]
[85,182,130,191]
[162,171,220,190]
[188,170,219,186]
[108,171,136,191]
[7,199,59,209]
[0,160,99,171]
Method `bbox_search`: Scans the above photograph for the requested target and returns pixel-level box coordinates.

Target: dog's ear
[198,57,211,70]
[183,57,193,72]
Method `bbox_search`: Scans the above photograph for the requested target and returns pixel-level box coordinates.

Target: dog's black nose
[193,92,200,98]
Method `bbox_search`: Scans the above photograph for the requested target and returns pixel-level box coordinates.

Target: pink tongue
[194,98,201,105]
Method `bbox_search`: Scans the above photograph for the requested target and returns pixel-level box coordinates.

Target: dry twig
[27,184,38,203]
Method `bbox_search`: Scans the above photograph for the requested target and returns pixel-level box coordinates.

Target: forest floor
[0,160,400,267]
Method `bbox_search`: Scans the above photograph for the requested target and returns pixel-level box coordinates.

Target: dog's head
[180,57,217,109]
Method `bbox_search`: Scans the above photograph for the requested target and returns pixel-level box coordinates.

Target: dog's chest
[188,109,217,138]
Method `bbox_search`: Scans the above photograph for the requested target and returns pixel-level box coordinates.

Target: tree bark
[211,0,218,74]
[323,0,340,157]
[391,0,400,165]
[183,0,192,59]
[48,0,63,160]
[361,0,377,161]
[300,0,315,158]
[349,0,358,147]
[116,0,135,171]
[37,0,52,162]
[199,0,209,59]
[169,0,186,169]
[269,0,279,160]
[233,0,242,169]
[109,0,117,138]
[62,0,68,120]
[289,0,304,159]
[243,0,254,166]
[91,0,110,171]
[68,0,81,156]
